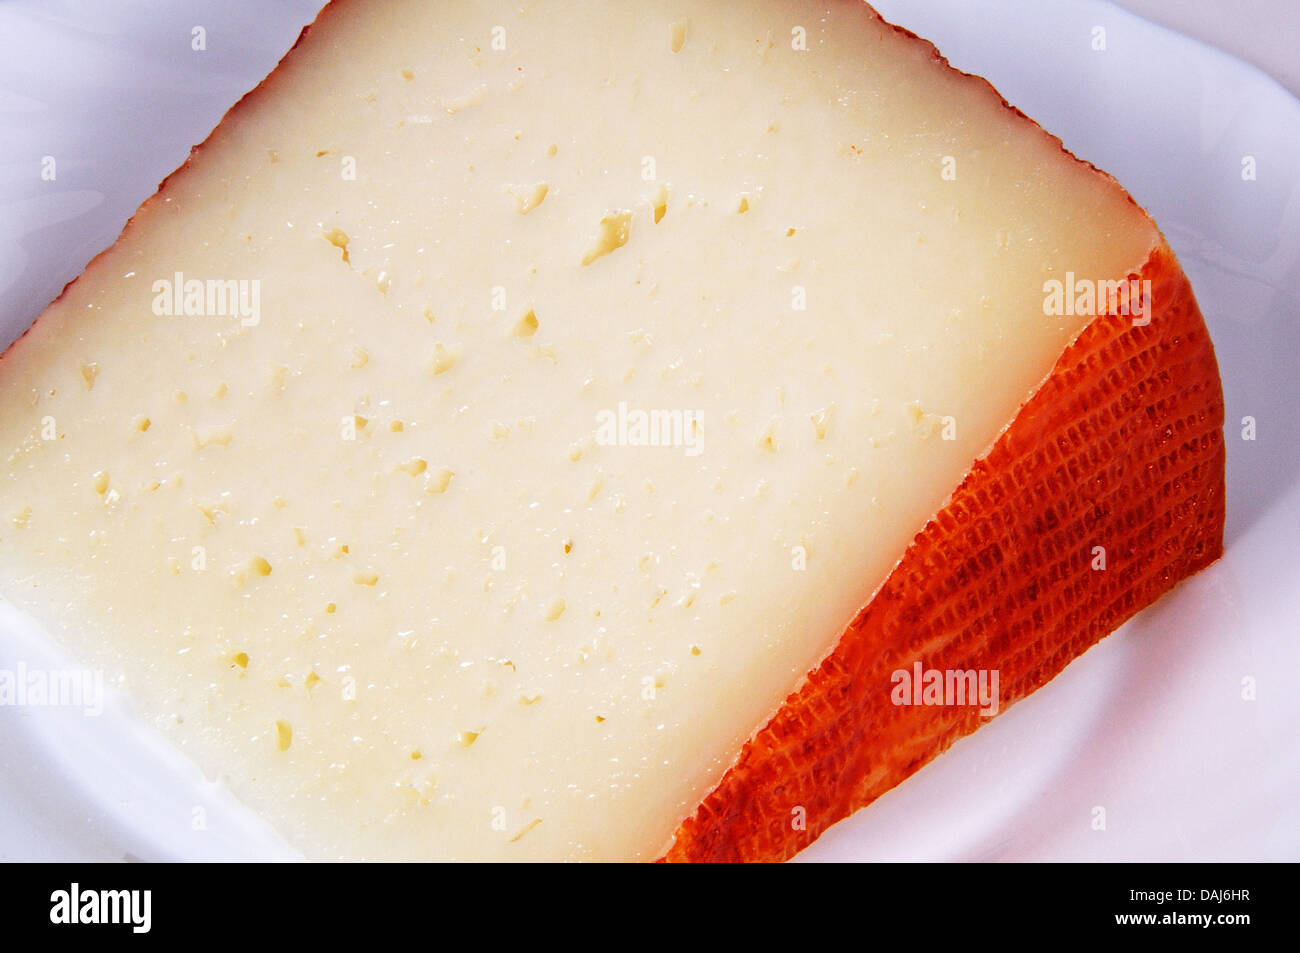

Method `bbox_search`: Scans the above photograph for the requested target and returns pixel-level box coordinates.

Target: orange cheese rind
[664,241,1225,862]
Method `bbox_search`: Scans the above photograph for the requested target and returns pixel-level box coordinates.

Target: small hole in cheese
[429,343,461,375]
[425,468,454,494]
[510,182,548,215]
[323,227,350,263]
[670,19,688,53]
[811,404,834,441]
[512,309,539,338]
[652,184,669,224]
[580,210,633,266]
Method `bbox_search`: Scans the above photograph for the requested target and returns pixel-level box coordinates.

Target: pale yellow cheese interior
[0,0,1158,860]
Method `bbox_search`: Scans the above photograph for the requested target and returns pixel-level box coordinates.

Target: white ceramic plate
[1,0,1297,862]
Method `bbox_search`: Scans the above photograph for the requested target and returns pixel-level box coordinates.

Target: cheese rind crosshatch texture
[0,0,1224,862]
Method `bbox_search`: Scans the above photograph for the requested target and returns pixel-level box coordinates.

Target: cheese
[0,0,1221,862]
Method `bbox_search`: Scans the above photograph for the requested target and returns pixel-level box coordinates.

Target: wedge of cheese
[0,0,1224,862]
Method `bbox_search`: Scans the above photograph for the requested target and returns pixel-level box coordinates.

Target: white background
[1116,0,1300,95]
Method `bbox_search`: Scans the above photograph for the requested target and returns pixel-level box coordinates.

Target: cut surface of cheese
[0,0,1223,862]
